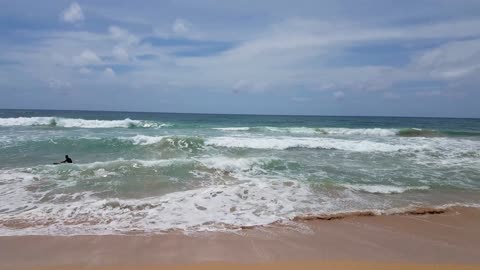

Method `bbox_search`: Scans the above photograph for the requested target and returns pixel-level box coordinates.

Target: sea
[0,109,479,235]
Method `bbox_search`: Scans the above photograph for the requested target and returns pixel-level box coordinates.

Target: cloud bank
[0,1,479,117]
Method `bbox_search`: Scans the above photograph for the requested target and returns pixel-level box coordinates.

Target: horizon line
[0,107,479,120]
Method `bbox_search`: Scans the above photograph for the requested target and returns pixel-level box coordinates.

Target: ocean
[0,109,479,235]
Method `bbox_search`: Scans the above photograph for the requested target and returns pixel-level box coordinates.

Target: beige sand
[1,206,480,270]
[35,262,480,270]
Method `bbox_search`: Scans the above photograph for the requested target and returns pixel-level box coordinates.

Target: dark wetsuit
[62,157,73,163]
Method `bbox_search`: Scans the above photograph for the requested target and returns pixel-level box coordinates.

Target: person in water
[60,155,73,163]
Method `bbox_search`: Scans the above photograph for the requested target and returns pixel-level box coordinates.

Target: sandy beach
[1,206,479,270]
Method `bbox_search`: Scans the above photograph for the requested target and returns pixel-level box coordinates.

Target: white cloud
[112,46,129,62]
[6,13,480,104]
[438,66,480,80]
[154,18,221,41]
[186,18,480,65]
[104,67,116,77]
[61,2,84,24]
[109,26,139,45]
[413,39,480,80]
[174,18,480,95]
[172,18,190,35]
[72,50,101,66]
[47,78,72,90]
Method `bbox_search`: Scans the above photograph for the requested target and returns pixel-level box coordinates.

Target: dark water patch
[398,128,439,137]
[291,205,472,222]
[441,130,480,137]
[398,128,480,137]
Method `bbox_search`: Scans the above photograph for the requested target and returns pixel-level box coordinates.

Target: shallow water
[0,109,479,235]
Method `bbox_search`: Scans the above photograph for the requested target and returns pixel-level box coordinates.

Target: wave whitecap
[214,126,397,136]
[0,171,314,235]
[213,126,480,137]
[0,117,169,129]
[206,136,420,152]
[342,184,430,194]
[121,135,419,152]
[119,135,437,152]
[125,135,204,152]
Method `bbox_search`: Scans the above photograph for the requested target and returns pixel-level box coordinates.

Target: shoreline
[1,206,480,269]
[2,203,477,235]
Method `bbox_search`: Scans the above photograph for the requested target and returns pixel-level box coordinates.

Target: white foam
[321,128,398,136]
[0,170,38,183]
[0,171,320,235]
[264,127,318,135]
[0,162,477,235]
[56,118,140,128]
[212,126,398,136]
[205,136,421,152]
[0,135,13,148]
[0,117,54,126]
[42,158,191,171]
[284,127,319,134]
[197,156,274,173]
[124,136,204,153]
[212,127,250,131]
[126,135,166,145]
[0,117,168,128]
[343,184,430,194]
[0,170,44,218]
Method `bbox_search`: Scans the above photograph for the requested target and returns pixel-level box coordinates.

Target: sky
[1,1,480,117]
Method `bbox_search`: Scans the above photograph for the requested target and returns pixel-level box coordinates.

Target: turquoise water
[0,109,479,235]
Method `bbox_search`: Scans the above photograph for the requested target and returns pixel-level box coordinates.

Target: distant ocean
[0,109,479,235]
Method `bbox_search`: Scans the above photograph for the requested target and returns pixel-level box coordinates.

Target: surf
[213,126,480,137]
[0,117,170,129]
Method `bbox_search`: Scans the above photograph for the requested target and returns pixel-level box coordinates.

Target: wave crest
[205,136,419,152]
[126,135,205,152]
[342,184,430,194]
[213,126,480,137]
[214,126,397,136]
[0,117,169,129]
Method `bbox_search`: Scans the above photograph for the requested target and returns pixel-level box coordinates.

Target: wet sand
[1,206,480,270]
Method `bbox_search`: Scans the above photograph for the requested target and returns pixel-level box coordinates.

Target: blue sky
[1,0,480,117]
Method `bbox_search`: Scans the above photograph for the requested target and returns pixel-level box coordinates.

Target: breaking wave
[1,155,479,235]
[5,134,480,157]
[125,135,205,152]
[213,126,480,137]
[0,117,170,129]
[213,126,397,136]
[121,135,425,152]
[205,136,421,152]
[1,162,477,236]
[0,168,314,235]
[341,184,430,194]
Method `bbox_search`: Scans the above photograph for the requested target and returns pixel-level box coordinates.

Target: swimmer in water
[54,155,73,164]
